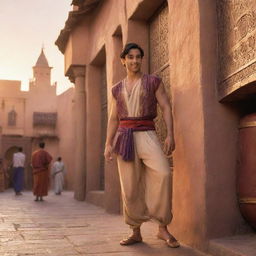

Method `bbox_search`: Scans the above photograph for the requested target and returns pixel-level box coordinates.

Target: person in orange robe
[31,142,52,201]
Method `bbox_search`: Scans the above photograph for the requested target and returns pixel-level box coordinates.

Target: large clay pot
[238,113,256,230]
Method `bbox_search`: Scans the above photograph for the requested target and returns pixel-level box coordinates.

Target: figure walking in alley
[12,147,26,195]
[31,142,52,202]
[104,43,179,248]
[51,157,65,195]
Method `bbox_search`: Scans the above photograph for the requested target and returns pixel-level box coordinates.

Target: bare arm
[104,97,119,161]
[155,82,175,154]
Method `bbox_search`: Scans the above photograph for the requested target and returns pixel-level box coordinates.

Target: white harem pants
[117,130,173,229]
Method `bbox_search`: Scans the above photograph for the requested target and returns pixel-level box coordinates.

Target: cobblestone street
[0,190,208,256]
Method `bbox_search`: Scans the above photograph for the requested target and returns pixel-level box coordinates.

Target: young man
[104,43,179,248]
[31,142,52,202]
[12,147,26,195]
[51,157,65,195]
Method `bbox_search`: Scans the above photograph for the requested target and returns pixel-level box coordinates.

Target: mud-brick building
[56,0,256,253]
[0,49,75,191]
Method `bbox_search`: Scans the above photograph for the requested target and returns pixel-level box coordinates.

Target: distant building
[0,49,74,190]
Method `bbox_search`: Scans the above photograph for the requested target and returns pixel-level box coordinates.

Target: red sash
[114,117,155,161]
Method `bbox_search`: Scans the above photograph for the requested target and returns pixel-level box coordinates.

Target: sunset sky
[0,0,72,95]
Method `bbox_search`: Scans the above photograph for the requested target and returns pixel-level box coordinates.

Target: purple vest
[112,74,161,119]
[112,74,162,161]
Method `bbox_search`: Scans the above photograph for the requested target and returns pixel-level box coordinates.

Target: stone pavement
[209,234,256,256]
[0,190,209,256]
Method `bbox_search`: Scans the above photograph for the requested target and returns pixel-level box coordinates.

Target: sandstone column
[73,66,86,201]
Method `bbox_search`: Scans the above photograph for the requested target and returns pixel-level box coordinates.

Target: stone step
[209,234,256,256]
[86,189,105,208]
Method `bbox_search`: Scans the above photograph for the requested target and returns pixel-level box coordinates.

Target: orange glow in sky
[0,0,72,95]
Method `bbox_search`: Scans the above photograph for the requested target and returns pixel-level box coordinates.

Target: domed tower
[32,48,52,86]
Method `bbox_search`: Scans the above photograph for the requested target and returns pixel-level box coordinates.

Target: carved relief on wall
[100,64,107,190]
[149,3,169,76]
[149,2,172,165]
[33,112,57,127]
[217,0,256,100]
[149,3,170,142]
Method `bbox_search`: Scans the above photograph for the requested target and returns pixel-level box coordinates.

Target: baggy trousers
[13,167,24,193]
[117,130,173,229]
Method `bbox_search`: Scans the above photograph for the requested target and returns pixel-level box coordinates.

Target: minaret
[32,48,52,86]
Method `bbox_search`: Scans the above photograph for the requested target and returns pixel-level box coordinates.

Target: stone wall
[217,0,256,101]
[56,0,256,251]
[57,87,75,190]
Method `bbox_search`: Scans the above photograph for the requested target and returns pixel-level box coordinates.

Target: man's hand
[104,145,114,161]
[163,135,175,156]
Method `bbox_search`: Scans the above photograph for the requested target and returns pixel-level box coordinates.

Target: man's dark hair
[39,142,45,149]
[18,147,23,152]
[120,43,144,59]
[57,157,62,161]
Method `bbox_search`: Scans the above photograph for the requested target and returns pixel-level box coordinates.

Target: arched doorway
[4,146,19,188]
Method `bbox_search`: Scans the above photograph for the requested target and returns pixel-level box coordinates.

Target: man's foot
[120,234,142,246]
[34,197,39,202]
[39,197,44,202]
[120,227,142,246]
[157,226,180,248]
[15,192,22,196]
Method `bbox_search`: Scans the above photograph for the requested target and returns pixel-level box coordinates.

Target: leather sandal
[120,235,142,246]
[157,234,180,248]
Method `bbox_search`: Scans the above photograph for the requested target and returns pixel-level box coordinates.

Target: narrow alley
[0,190,208,256]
